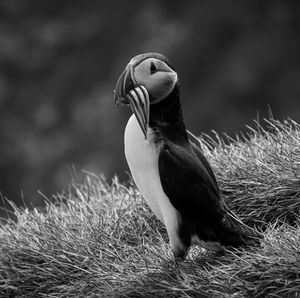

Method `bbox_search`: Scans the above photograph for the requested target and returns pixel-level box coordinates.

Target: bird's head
[114,53,178,139]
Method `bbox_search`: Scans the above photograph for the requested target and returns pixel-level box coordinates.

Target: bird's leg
[168,229,188,261]
[172,246,188,262]
[162,211,188,261]
[197,239,225,255]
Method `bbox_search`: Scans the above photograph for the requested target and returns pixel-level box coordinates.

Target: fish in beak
[114,64,150,139]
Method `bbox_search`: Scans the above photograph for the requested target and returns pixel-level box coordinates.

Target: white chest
[124,115,176,224]
[124,115,160,171]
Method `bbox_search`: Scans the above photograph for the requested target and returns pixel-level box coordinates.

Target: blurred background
[1,0,299,215]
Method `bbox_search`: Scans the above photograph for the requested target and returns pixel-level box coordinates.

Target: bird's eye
[150,62,157,74]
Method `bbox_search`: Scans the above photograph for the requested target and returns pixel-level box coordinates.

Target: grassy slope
[0,118,300,297]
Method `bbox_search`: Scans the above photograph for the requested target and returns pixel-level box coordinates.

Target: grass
[1,117,300,297]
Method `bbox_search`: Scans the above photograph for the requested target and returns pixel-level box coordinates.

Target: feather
[158,134,262,248]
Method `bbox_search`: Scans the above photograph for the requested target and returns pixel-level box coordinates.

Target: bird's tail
[217,207,263,248]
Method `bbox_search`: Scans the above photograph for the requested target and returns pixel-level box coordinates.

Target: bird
[114,53,262,259]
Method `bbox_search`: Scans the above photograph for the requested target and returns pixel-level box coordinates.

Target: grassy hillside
[1,118,300,297]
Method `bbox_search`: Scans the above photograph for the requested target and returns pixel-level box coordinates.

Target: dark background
[1,0,299,213]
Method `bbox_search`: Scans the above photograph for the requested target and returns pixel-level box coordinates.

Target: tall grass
[200,118,300,228]
[0,118,300,297]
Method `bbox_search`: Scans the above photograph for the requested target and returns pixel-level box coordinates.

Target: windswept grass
[200,118,300,227]
[1,118,300,297]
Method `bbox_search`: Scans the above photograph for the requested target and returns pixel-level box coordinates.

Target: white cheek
[147,72,177,101]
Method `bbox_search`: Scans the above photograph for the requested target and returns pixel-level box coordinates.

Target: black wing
[187,130,261,239]
[189,135,220,193]
[158,139,262,246]
[158,140,223,221]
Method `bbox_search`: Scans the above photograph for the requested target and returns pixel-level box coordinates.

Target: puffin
[114,53,261,259]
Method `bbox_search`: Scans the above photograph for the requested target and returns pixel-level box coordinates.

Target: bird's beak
[114,64,150,139]
[114,64,134,106]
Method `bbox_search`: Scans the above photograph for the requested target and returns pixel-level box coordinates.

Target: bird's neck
[149,84,188,145]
